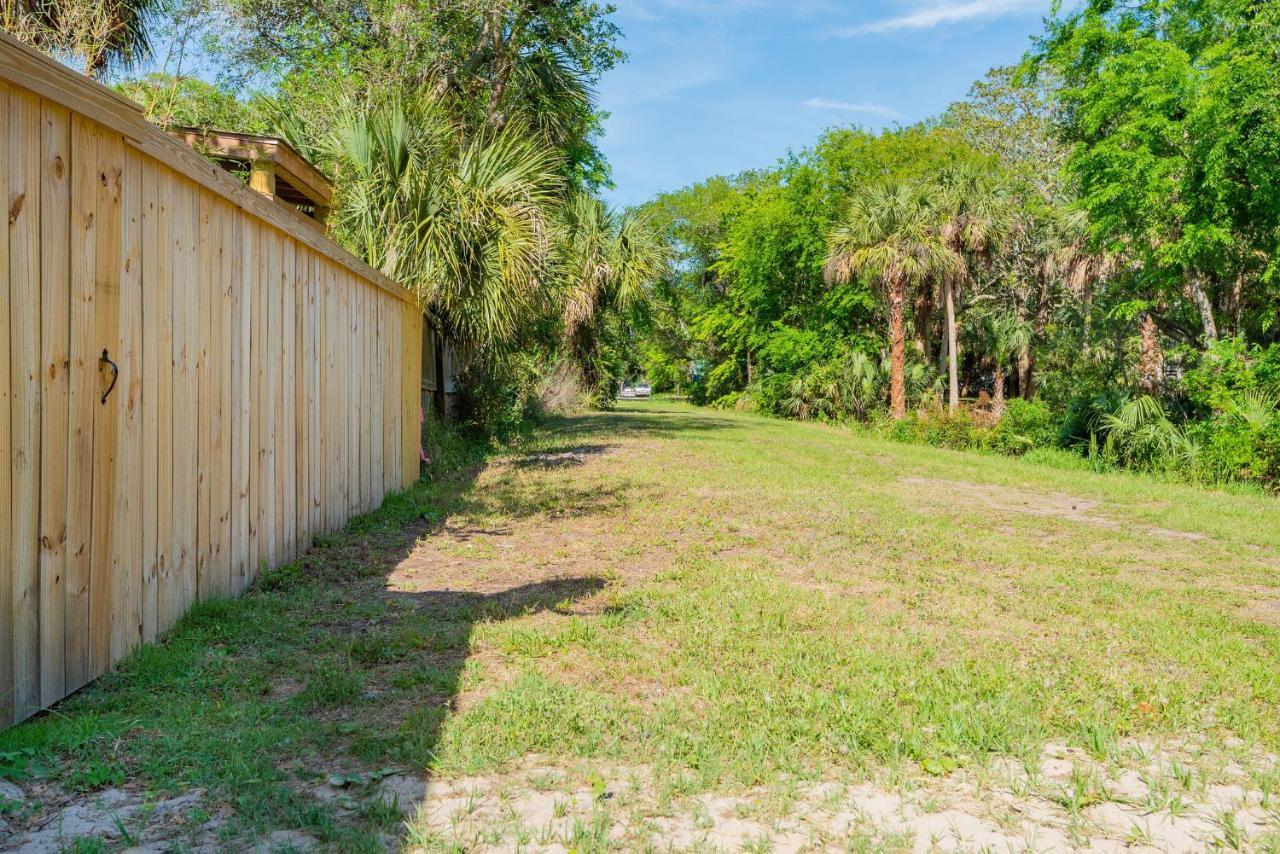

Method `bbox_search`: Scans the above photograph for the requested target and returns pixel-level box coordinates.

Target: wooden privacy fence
[0,33,423,727]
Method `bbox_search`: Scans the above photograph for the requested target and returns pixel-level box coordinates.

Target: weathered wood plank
[195,192,213,600]
[264,229,280,566]
[110,147,143,661]
[88,127,123,677]
[0,83,14,727]
[209,200,231,596]
[231,215,252,593]
[38,99,70,705]
[169,177,198,623]
[281,239,297,560]
[10,87,43,722]
[250,223,266,577]
[63,112,96,696]
[140,159,159,644]
[308,254,322,537]
[148,165,175,639]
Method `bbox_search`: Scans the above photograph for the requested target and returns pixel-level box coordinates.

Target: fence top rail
[0,30,417,308]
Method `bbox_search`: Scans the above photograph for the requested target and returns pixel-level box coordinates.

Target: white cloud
[803,97,901,119]
[837,0,1048,36]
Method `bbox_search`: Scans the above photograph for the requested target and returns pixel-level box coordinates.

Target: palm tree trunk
[993,363,1006,416]
[888,276,907,419]
[1018,351,1034,400]
[944,275,959,412]
[913,287,933,363]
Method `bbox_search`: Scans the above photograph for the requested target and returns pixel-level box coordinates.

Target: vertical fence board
[10,88,43,722]
[267,231,281,565]
[149,167,174,639]
[210,201,232,596]
[231,218,251,593]
[195,194,212,600]
[87,128,122,677]
[37,100,69,705]
[170,177,198,623]
[63,113,95,696]
[308,253,321,537]
[321,264,335,532]
[250,225,266,577]
[281,240,296,560]
[295,248,309,552]
[111,148,143,660]
[140,160,159,644]
[0,83,13,727]
[350,282,362,514]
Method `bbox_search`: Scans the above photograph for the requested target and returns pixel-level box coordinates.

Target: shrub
[883,410,980,451]
[917,410,982,450]
[1189,417,1261,484]
[1180,338,1280,415]
[690,359,741,405]
[988,399,1058,456]
[454,354,543,443]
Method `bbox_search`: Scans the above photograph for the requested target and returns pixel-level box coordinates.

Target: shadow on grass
[546,404,744,441]
[0,414,635,851]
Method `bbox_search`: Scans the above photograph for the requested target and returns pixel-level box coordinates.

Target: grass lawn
[2,400,1279,851]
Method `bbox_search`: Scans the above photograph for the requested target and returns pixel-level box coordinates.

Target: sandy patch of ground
[0,786,229,853]
[5,739,1277,852]
[404,742,1280,852]
[900,477,1209,542]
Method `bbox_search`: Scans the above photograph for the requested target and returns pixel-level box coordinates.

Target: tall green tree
[557,194,667,396]
[934,159,1010,411]
[1035,0,1280,346]
[826,181,960,419]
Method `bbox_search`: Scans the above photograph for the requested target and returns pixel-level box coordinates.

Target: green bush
[1190,417,1261,483]
[454,355,542,443]
[1181,338,1280,415]
[988,399,1058,456]
[1258,422,1280,489]
[884,410,981,451]
[690,359,741,405]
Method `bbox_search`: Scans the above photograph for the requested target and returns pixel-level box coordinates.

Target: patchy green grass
[3,400,1280,850]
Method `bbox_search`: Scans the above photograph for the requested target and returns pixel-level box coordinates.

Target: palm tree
[826,181,959,419]
[972,311,1032,416]
[558,193,667,394]
[330,97,564,353]
[935,160,1009,411]
[3,0,162,79]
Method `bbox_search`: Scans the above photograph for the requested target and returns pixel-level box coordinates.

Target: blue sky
[598,0,1057,207]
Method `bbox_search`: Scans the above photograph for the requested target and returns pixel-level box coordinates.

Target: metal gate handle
[99,349,118,405]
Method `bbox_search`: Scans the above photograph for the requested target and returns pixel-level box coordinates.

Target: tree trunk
[913,286,933,363]
[888,277,907,419]
[993,364,1006,416]
[944,276,959,412]
[1186,274,1218,342]
[1138,311,1164,394]
[1018,349,1032,401]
